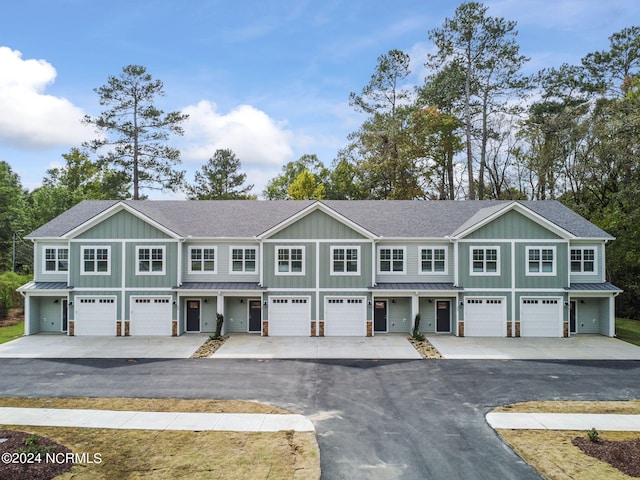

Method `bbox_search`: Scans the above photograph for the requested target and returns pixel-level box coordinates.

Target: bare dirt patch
[190,335,228,358]
[0,308,23,327]
[407,337,442,358]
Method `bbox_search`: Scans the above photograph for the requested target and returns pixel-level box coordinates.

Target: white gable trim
[256,201,379,240]
[452,202,576,240]
[63,202,181,240]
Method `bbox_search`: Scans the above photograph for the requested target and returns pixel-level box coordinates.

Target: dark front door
[186,300,200,332]
[249,300,261,332]
[570,301,577,334]
[436,300,451,333]
[374,300,387,332]
[62,299,68,332]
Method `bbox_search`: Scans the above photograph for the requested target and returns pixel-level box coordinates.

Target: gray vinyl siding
[270,210,367,240]
[69,242,122,289]
[599,300,611,335]
[458,243,512,289]
[177,297,218,333]
[263,243,316,289]
[465,210,562,239]
[76,210,170,239]
[515,242,568,289]
[387,297,412,333]
[575,297,601,334]
[35,297,63,332]
[418,298,436,333]
[181,242,260,283]
[375,243,454,283]
[35,242,69,282]
[225,297,256,333]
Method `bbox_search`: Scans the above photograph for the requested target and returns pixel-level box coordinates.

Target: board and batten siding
[514,242,568,289]
[569,242,605,283]
[464,210,563,240]
[375,243,454,283]
[269,209,367,240]
[181,242,260,283]
[124,242,178,289]
[262,242,316,289]
[76,210,171,239]
[318,242,372,289]
[457,242,512,289]
[69,241,122,289]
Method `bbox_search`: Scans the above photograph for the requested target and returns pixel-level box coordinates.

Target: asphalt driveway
[2,358,640,479]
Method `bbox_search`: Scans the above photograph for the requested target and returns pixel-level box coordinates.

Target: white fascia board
[63,202,181,240]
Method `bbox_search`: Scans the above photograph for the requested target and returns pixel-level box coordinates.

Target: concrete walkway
[0,407,314,432]
[486,412,640,431]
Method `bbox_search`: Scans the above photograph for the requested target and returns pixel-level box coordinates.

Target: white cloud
[180,100,294,168]
[0,46,92,149]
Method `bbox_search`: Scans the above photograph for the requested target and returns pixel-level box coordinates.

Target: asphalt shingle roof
[26,199,613,240]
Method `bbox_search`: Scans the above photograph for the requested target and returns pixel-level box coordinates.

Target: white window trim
[330,246,361,276]
[229,246,258,275]
[377,246,407,275]
[418,246,448,275]
[275,246,306,276]
[469,246,501,276]
[80,246,111,275]
[136,245,166,276]
[570,247,598,275]
[525,246,557,276]
[188,246,217,274]
[42,246,69,274]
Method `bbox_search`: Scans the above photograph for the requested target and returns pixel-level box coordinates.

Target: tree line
[0,2,638,317]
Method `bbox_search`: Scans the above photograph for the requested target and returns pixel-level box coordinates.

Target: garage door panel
[75,297,116,336]
[521,298,562,337]
[269,297,310,336]
[325,297,366,336]
[465,298,506,337]
[131,297,172,336]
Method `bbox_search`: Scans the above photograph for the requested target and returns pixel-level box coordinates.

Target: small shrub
[412,314,423,340]
[587,427,600,443]
[18,434,53,455]
[213,313,224,339]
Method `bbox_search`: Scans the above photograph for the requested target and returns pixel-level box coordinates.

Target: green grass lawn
[616,318,640,346]
[0,321,23,344]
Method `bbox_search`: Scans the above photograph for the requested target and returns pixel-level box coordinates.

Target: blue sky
[1,0,639,198]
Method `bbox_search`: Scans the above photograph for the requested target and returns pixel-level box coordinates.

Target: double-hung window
[137,246,165,275]
[420,247,447,274]
[570,248,596,274]
[44,247,68,273]
[231,247,256,273]
[276,246,304,274]
[81,246,110,275]
[526,246,556,275]
[470,247,500,275]
[189,246,216,273]
[331,246,360,275]
[378,247,405,274]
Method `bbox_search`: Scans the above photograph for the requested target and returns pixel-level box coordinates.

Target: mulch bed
[0,308,23,327]
[573,436,640,477]
[0,430,73,480]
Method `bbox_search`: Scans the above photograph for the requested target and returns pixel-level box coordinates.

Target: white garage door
[464,298,506,337]
[75,297,117,336]
[130,297,172,336]
[324,297,366,336]
[521,298,563,337]
[269,297,310,336]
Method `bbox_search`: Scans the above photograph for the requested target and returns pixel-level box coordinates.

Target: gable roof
[26,199,613,241]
